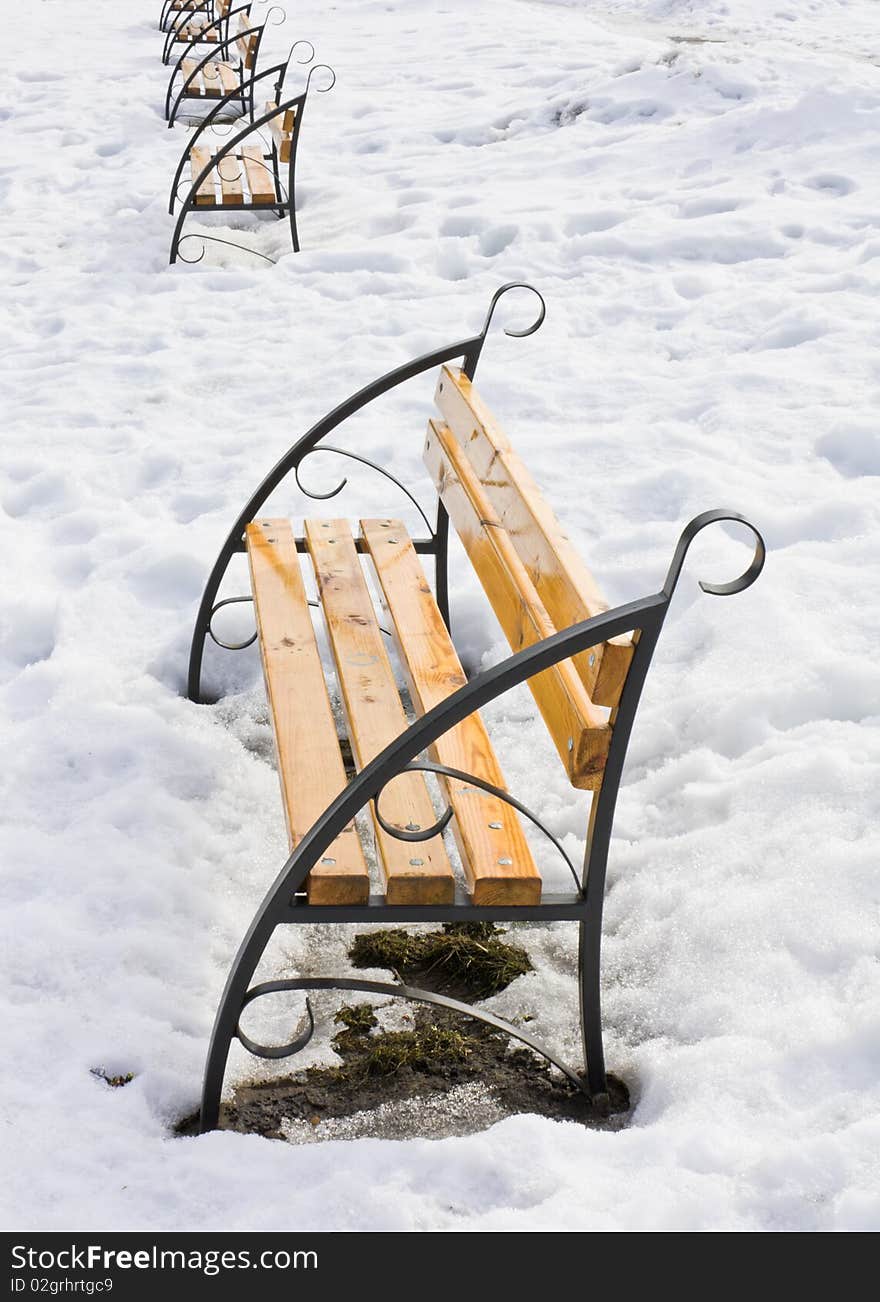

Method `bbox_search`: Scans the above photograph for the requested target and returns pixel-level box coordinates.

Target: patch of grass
[91,1068,134,1089]
[349,922,531,999]
[328,1023,473,1081]
[333,1004,378,1035]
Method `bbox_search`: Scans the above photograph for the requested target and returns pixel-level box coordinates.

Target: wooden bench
[168,50,333,264]
[164,7,268,126]
[188,286,765,1132]
[161,0,253,66]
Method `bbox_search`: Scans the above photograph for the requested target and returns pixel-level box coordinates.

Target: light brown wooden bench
[161,0,249,65]
[242,366,633,910]
[191,286,765,1132]
[168,52,331,263]
[165,8,265,124]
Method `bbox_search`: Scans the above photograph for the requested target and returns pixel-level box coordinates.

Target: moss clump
[338,1024,473,1080]
[333,1004,378,1035]
[91,1068,134,1088]
[349,922,531,999]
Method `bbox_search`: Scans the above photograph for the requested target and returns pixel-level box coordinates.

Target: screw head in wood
[498,857,513,866]
[320,857,336,865]
[489,821,502,829]
[409,858,424,867]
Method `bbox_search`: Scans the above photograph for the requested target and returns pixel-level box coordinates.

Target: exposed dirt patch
[178,924,630,1143]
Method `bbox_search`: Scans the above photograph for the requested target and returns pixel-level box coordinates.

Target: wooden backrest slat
[424,421,610,790]
[434,365,634,707]
[237,26,258,67]
[265,102,295,162]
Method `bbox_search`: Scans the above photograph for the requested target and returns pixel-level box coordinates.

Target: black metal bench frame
[168,50,334,265]
[187,284,765,1134]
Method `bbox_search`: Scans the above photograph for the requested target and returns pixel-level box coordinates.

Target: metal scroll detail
[374,760,582,891]
[176,233,278,265]
[293,446,435,538]
[234,978,591,1093]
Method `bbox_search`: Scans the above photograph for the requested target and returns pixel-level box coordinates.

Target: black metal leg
[578,917,608,1102]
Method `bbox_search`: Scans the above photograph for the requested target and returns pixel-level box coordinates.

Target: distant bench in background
[161,0,258,66]
[164,5,274,126]
[167,48,335,264]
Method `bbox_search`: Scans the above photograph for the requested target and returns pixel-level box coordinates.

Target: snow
[2,0,879,1232]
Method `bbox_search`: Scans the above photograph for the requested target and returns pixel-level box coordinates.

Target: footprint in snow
[815,427,880,478]
[805,174,855,197]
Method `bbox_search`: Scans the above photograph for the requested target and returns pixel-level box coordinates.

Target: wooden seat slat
[361,519,542,905]
[434,366,634,707]
[245,519,370,906]
[200,61,225,97]
[240,145,276,205]
[218,154,244,205]
[216,62,240,95]
[424,420,611,789]
[304,519,456,905]
[189,146,216,206]
[180,58,203,95]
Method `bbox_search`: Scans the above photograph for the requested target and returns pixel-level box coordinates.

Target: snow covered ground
[2,0,879,1231]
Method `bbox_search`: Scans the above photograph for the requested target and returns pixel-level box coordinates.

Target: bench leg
[578,917,609,1108]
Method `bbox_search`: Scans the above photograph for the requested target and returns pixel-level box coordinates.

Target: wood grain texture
[265,102,295,163]
[216,61,239,95]
[361,518,541,905]
[181,58,204,96]
[305,519,455,905]
[424,421,610,790]
[240,146,275,205]
[218,153,244,205]
[246,519,369,905]
[434,366,634,706]
[189,147,216,206]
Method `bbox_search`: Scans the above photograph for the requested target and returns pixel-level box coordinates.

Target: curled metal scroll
[480,282,546,341]
[208,593,393,647]
[235,977,590,1093]
[305,63,336,95]
[254,2,287,24]
[293,447,435,538]
[287,38,315,65]
[208,595,258,650]
[374,760,582,891]
[662,510,766,599]
[176,232,278,265]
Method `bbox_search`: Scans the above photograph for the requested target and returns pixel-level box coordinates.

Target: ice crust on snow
[1,0,879,1232]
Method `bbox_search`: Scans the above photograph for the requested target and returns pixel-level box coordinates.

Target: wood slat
[424,421,610,790]
[237,30,258,68]
[361,519,541,905]
[434,366,634,707]
[305,520,456,905]
[241,145,276,205]
[200,61,224,96]
[180,58,203,96]
[265,102,294,162]
[189,146,216,206]
[217,61,239,95]
[246,519,370,905]
[217,153,244,205]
